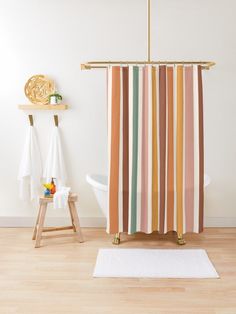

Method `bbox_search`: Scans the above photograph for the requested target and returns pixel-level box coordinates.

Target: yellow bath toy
[43,183,53,190]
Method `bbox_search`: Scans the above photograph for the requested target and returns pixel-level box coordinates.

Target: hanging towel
[18,126,42,201]
[53,186,71,209]
[43,126,67,188]
[107,65,204,235]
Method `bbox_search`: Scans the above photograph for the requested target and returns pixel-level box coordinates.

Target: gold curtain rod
[81,61,215,70]
[81,0,215,71]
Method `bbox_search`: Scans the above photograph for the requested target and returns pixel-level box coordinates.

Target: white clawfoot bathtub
[86,174,211,218]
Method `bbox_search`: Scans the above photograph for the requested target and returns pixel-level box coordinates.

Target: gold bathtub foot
[177,233,186,245]
[112,233,120,245]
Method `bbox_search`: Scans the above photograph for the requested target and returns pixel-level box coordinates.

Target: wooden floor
[0,228,235,314]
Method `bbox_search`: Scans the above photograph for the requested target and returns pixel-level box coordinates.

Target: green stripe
[130,66,139,233]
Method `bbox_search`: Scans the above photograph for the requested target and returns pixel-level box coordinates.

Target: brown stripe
[122,67,129,232]
[152,67,158,231]
[167,67,174,231]
[109,67,120,234]
[176,66,184,235]
[159,65,166,234]
[198,65,204,233]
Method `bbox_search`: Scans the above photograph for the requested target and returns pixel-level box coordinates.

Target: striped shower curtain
[107,65,204,235]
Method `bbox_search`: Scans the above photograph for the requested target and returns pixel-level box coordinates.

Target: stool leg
[68,203,76,232]
[69,201,84,243]
[32,204,42,240]
[35,203,47,248]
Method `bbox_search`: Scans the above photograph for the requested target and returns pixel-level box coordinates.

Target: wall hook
[28,115,33,126]
[54,115,59,127]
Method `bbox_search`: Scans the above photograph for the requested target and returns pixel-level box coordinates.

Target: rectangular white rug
[93,248,219,278]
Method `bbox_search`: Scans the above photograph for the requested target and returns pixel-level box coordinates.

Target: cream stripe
[193,65,200,233]
[173,65,177,231]
[128,66,133,233]
[118,68,123,232]
[136,66,143,232]
[147,66,153,233]
[107,66,112,233]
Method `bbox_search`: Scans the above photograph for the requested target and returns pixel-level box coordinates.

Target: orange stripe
[176,66,184,235]
[109,67,120,233]
[152,67,158,231]
[167,67,174,231]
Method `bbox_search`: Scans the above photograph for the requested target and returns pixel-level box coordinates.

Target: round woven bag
[24,75,55,105]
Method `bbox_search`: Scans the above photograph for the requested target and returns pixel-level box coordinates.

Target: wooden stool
[32,193,83,248]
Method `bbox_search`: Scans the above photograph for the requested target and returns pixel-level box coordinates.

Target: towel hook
[28,115,33,126]
[54,115,59,127]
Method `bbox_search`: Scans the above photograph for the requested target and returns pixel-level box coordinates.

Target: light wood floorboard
[0,228,235,314]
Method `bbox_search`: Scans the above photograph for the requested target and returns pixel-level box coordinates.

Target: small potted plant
[49,92,63,105]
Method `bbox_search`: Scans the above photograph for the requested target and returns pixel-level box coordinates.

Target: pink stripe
[185,66,194,232]
[159,65,167,233]
[141,66,148,232]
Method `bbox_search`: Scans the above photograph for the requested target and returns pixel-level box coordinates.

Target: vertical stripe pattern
[141,66,149,233]
[176,66,184,235]
[198,65,204,232]
[108,67,120,233]
[159,66,167,233]
[152,67,158,231]
[130,66,139,233]
[107,65,204,235]
[167,67,174,231]
[184,66,194,232]
[122,67,129,232]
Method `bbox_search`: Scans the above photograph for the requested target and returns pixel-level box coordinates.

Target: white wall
[0,0,235,226]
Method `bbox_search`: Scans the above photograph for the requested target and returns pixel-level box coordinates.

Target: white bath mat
[93,248,219,278]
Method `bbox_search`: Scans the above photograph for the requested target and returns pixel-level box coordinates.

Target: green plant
[49,92,63,101]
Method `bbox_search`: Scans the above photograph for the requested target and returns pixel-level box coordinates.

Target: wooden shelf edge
[18,104,68,110]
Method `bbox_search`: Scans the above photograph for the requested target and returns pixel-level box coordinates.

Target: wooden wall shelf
[18,104,68,110]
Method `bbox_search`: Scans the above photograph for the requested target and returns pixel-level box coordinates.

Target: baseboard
[0,216,236,228]
[204,217,236,227]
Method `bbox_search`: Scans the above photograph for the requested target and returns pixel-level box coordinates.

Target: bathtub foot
[177,233,186,245]
[112,233,120,245]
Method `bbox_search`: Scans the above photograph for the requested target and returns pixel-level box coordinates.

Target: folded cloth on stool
[53,187,71,209]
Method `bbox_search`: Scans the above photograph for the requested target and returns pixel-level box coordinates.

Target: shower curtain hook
[28,115,33,126]
[54,115,59,127]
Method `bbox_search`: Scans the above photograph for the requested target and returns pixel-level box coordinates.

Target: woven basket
[24,75,55,105]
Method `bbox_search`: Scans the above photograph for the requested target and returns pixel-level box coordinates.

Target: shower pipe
[81,0,215,71]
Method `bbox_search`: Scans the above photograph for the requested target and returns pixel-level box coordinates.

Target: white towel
[53,187,71,209]
[18,126,42,201]
[43,126,67,188]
